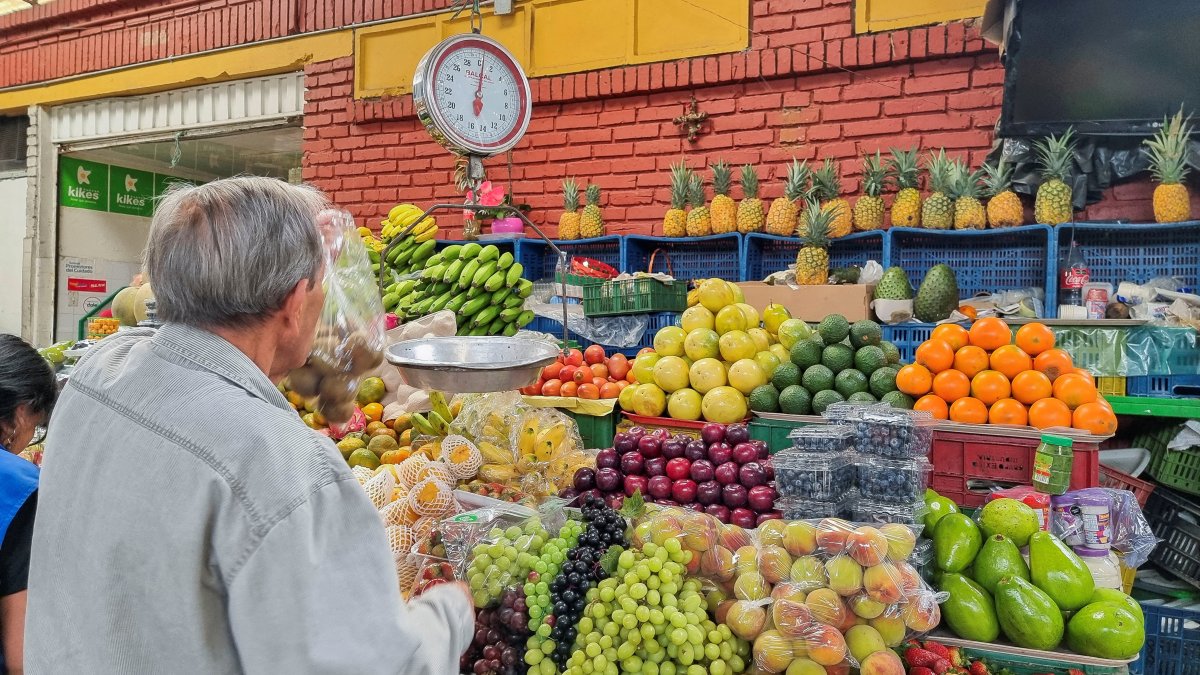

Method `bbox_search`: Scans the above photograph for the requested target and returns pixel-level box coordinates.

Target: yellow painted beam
[0,31,352,113]
[856,0,985,33]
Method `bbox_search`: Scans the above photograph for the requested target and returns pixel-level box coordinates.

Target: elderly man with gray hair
[24,177,474,674]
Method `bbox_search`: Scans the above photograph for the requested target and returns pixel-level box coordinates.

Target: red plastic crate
[1098,465,1156,507]
[930,429,1102,508]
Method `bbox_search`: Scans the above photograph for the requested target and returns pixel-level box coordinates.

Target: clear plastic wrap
[1106,487,1159,567]
[776,494,855,520]
[850,407,935,459]
[773,451,855,500]
[527,301,651,348]
[848,496,930,529]
[787,425,856,454]
[287,209,387,424]
[856,458,933,504]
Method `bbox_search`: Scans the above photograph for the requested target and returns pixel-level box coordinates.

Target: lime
[652,356,692,393]
[689,358,728,394]
[698,279,735,313]
[762,303,792,334]
[632,383,668,417]
[633,352,661,384]
[727,359,767,395]
[681,305,716,333]
[718,330,757,362]
[715,305,748,334]
[653,326,687,357]
[736,303,761,330]
[701,386,748,424]
[754,350,782,379]
[777,319,813,349]
[356,376,386,405]
[667,388,703,421]
[348,448,381,470]
[747,328,772,353]
[684,328,721,361]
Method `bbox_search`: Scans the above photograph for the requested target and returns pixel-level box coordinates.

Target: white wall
[55,206,148,340]
[0,173,27,336]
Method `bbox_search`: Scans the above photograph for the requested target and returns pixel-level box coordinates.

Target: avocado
[880,341,901,365]
[811,390,846,415]
[996,575,1065,650]
[1029,531,1096,611]
[772,362,801,390]
[880,391,914,409]
[847,392,877,403]
[821,344,854,374]
[748,385,780,413]
[790,340,823,370]
[849,320,882,348]
[972,534,1030,594]
[1066,601,1146,660]
[853,345,887,376]
[817,314,851,345]
[869,366,899,398]
[801,364,835,393]
[939,573,1000,642]
[834,369,869,398]
[778,385,812,415]
[933,513,982,573]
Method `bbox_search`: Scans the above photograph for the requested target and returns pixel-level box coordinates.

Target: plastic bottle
[1077,490,1112,550]
[1074,546,1122,590]
[1059,241,1090,316]
[1032,434,1074,495]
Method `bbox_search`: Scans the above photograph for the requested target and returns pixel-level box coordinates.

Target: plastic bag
[1106,488,1158,568]
[287,210,386,424]
[527,301,650,348]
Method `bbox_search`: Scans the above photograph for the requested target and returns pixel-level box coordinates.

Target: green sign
[108,167,155,217]
[59,157,108,211]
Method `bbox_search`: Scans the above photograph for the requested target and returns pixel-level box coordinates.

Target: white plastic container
[1075,547,1122,590]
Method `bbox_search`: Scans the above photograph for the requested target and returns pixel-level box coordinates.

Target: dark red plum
[671,479,697,504]
[722,483,748,508]
[696,480,722,505]
[647,475,673,500]
[701,423,726,445]
[644,456,666,477]
[623,474,649,497]
[595,448,620,470]
[595,468,622,492]
[731,508,757,529]
[689,459,715,483]
[732,443,759,465]
[704,504,731,523]
[725,423,750,446]
[747,484,776,512]
[739,462,767,488]
[714,461,740,485]
[572,467,596,492]
[620,452,645,476]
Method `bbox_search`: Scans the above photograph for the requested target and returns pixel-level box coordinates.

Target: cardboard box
[736,281,876,323]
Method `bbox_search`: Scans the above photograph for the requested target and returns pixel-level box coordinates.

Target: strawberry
[946,647,967,667]
[931,659,953,675]
[909,668,936,675]
[969,662,991,675]
[1068,670,1085,675]
[903,647,941,668]
[923,641,952,660]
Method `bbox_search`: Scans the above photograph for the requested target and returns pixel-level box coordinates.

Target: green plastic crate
[749,417,815,454]
[582,277,687,317]
[949,641,1131,675]
[1137,424,1200,497]
[567,409,617,450]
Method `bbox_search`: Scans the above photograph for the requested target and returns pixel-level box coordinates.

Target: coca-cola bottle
[1060,241,1090,307]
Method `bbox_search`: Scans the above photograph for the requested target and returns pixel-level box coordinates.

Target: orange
[1029,398,1072,429]
[1052,373,1098,410]
[896,364,934,397]
[988,398,1029,426]
[1015,322,1055,356]
[969,317,1012,352]
[1011,370,1053,405]
[932,369,971,403]
[915,339,956,374]
[971,370,1012,406]
[366,421,388,435]
[361,402,384,423]
[949,397,988,424]
[577,383,601,400]
[958,305,978,320]
[953,345,990,379]
[1033,348,1074,382]
[1070,368,1096,387]
[1094,396,1113,412]
[990,345,1033,380]
[914,394,949,420]
[1073,401,1118,435]
[931,324,970,352]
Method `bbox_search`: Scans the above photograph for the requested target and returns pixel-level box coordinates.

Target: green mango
[933,513,982,573]
[925,495,960,531]
[1029,531,1096,611]
[1066,601,1146,660]
[995,575,1064,650]
[939,573,1000,642]
[972,534,1030,594]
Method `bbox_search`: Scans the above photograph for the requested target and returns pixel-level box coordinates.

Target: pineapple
[557,178,581,240]
[983,159,1023,228]
[766,159,808,236]
[1033,127,1077,225]
[920,149,954,230]
[852,151,886,231]
[949,160,987,230]
[806,159,852,238]
[579,184,604,237]
[736,164,765,233]
[709,161,737,234]
[662,163,689,237]
[795,199,834,286]
[887,147,922,227]
[685,173,711,237]
[1144,109,1193,223]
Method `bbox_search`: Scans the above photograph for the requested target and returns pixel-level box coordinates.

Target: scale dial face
[413,34,532,157]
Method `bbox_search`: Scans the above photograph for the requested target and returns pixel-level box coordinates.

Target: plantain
[502,323,519,337]
[472,305,502,327]
[490,287,511,305]
[410,412,438,436]
[440,244,463,261]
[484,270,507,292]
[496,252,514,270]
[478,245,500,263]
[472,261,498,287]
[461,296,489,316]
[429,391,453,422]
[503,294,524,309]
[458,259,481,289]
[516,279,534,298]
[515,310,535,327]
[487,316,508,335]
[444,293,468,313]
[427,410,451,435]
[460,243,482,259]
[443,259,465,284]
[505,263,525,288]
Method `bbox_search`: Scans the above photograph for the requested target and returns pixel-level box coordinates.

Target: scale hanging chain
[450,0,484,34]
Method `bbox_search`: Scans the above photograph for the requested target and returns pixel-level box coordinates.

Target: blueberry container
[787,425,856,454]
[776,491,858,520]
[847,496,930,529]
[851,408,935,459]
[855,457,932,505]
[910,539,934,568]
[823,402,884,426]
[773,451,855,501]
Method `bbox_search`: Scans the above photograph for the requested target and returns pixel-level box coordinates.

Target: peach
[707,587,728,612]
[684,548,701,575]
[849,593,887,619]
[846,526,890,567]
[715,599,737,625]
[650,515,684,546]
[759,545,794,584]
[681,512,719,551]
[736,545,760,576]
[815,518,853,555]
[701,545,736,582]
[772,598,815,638]
[735,571,770,601]
[879,523,917,562]
[721,523,754,551]
[754,630,796,673]
[759,518,787,547]
[859,649,905,675]
[892,561,923,596]
[844,624,888,664]
[631,520,656,548]
[804,588,848,627]
[901,594,941,632]
[727,600,768,641]
[863,562,903,604]
[772,582,808,604]
[783,520,819,556]
[825,556,864,597]
[869,611,907,648]
[824,664,851,675]
[785,658,826,675]
[790,555,826,590]
[804,624,848,666]
[838,607,859,634]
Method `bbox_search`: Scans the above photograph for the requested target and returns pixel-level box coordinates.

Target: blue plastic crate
[887,225,1057,314]
[1131,602,1200,675]
[1057,221,1200,290]
[740,231,886,281]
[1126,375,1200,398]
[516,236,625,282]
[623,234,743,282]
[528,312,679,357]
[880,323,937,363]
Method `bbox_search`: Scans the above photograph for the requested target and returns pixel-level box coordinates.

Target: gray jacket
[25,323,473,674]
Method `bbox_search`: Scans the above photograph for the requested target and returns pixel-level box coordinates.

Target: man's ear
[280,278,309,328]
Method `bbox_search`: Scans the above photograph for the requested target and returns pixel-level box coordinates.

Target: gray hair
[144,176,328,329]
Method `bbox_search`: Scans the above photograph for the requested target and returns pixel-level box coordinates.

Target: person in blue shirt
[0,334,56,675]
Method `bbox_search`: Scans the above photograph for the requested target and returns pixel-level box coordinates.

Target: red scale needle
[473,54,485,117]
